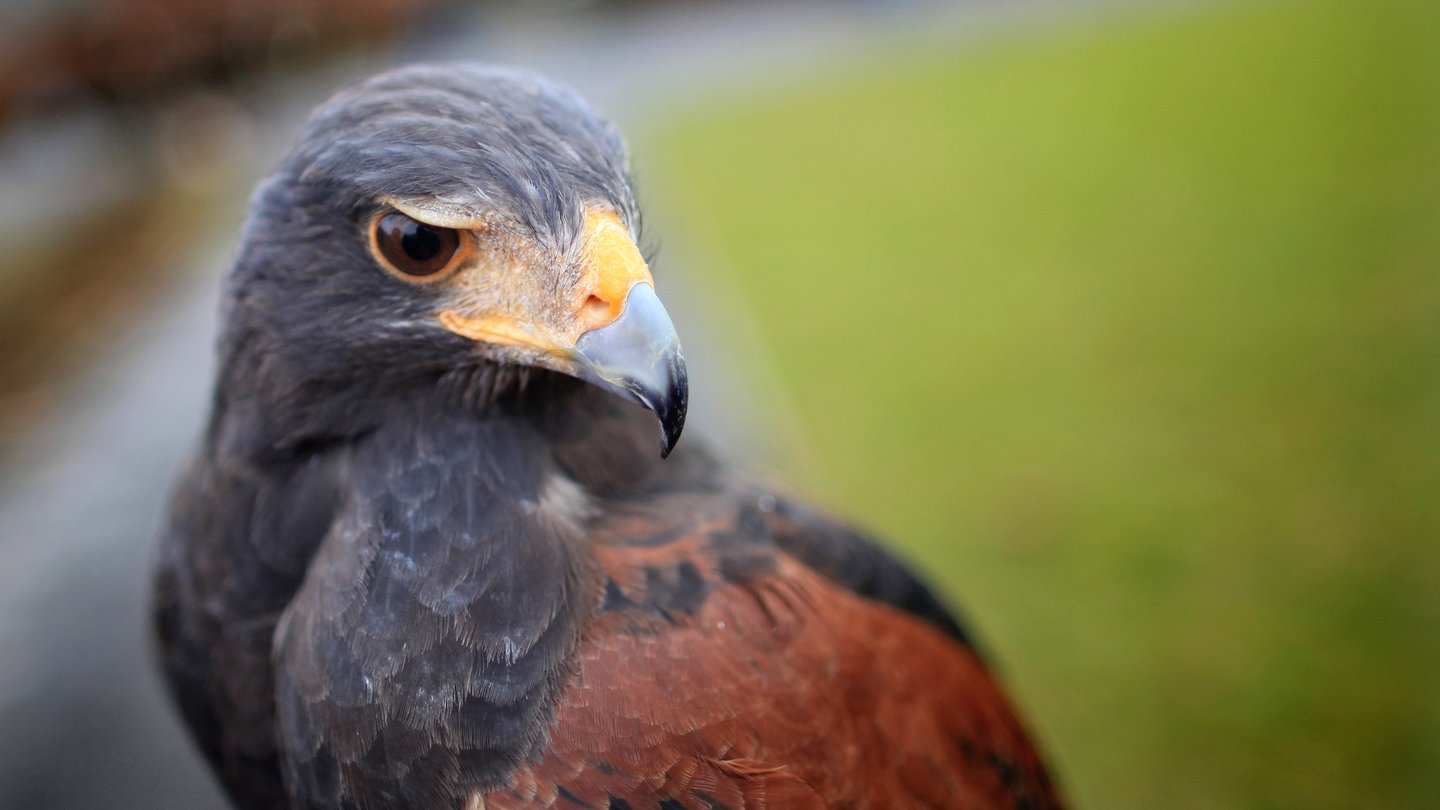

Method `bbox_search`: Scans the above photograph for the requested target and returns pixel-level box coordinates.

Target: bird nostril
[582,294,614,327]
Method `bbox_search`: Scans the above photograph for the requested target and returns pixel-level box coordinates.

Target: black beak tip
[658,394,687,459]
[656,363,688,459]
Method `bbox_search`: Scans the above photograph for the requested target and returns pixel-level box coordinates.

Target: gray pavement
[0,2,1189,807]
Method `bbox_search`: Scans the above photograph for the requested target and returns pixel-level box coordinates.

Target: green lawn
[640,1,1440,807]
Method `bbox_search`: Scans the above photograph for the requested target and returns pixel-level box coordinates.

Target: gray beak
[570,283,688,457]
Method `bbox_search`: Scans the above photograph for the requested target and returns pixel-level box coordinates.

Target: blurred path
[0,2,1195,807]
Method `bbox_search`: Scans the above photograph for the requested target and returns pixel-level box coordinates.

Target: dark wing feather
[756,493,978,649]
[154,448,349,810]
[545,387,976,638]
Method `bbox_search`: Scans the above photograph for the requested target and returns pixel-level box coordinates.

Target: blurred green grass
[640,0,1440,807]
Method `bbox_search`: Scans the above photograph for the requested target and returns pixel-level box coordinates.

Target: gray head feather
[281,63,637,250]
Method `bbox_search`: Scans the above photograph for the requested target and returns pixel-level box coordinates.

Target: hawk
[153,63,1064,810]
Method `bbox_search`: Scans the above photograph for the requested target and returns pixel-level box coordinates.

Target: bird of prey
[153,63,1065,810]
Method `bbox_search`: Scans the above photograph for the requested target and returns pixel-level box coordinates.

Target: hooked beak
[432,206,688,457]
[571,283,688,457]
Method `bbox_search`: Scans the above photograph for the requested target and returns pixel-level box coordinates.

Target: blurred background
[0,0,1436,808]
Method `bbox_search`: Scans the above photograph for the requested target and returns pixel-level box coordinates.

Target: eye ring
[369,211,469,282]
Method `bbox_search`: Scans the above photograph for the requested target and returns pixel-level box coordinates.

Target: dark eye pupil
[401,221,442,261]
[374,212,460,278]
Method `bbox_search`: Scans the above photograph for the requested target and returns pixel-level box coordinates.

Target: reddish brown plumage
[479,522,1062,809]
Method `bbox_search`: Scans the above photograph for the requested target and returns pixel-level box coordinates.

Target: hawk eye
[372,212,463,279]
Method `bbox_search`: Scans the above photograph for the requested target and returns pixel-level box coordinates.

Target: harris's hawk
[153,64,1065,810]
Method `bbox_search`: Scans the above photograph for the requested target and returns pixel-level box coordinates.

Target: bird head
[218,64,687,457]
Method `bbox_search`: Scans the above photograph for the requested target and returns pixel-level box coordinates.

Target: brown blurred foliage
[0,0,433,121]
